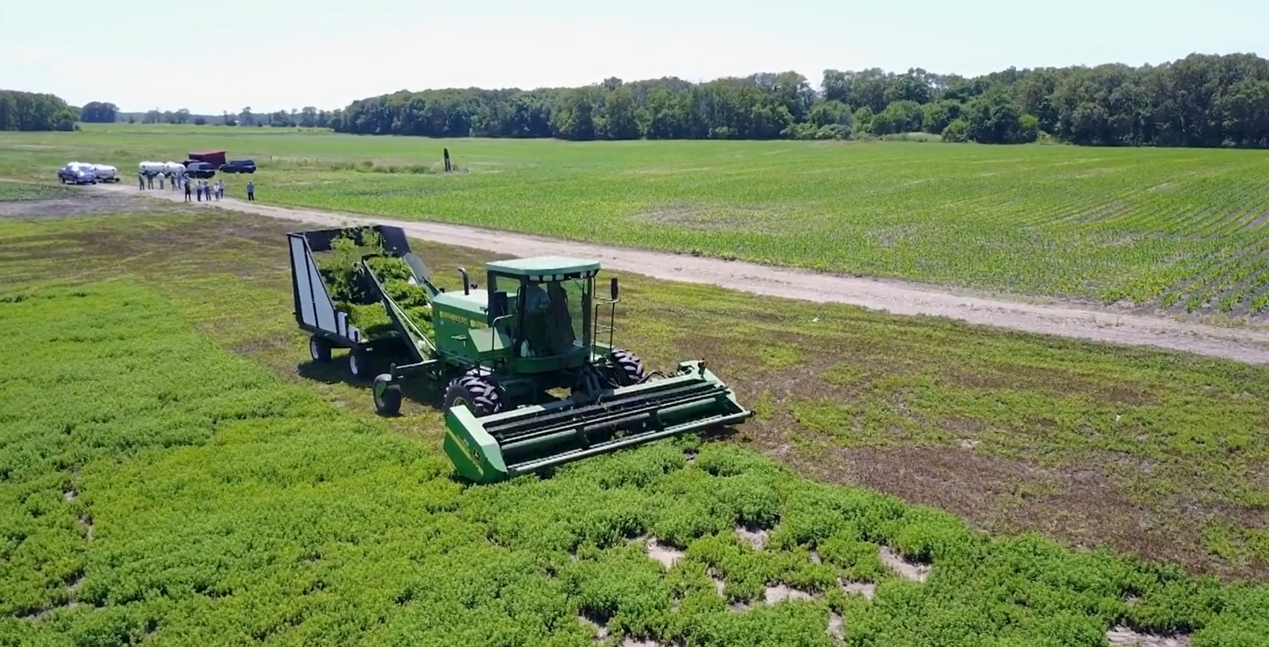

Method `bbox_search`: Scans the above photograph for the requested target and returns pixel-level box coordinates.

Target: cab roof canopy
[486,256,600,278]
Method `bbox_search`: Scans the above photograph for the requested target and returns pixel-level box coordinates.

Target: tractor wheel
[609,347,648,386]
[443,368,506,417]
[373,374,402,416]
[348,348,372,380]
[309,336,332,363]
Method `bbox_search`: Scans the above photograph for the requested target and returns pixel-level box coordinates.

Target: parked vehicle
[188,150,227,168]
[184,161,216,179]
[57,162,97,185]
[90,164,119,183]
[219,158,257,174]
[138,160,167,175]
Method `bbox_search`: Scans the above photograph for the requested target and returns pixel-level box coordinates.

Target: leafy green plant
[1,283,1267,647]
[315,228,434,343]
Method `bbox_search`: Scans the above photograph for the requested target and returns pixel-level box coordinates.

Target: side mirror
[488,291,508,326]
[610,277,619,300]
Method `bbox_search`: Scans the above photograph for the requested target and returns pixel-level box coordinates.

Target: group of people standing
[184,179,224,202]
[137,170,256,204]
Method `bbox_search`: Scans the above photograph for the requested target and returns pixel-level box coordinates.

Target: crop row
[3,130,1269,307]
[232,143,1269,308]
[1130,236,1269,314]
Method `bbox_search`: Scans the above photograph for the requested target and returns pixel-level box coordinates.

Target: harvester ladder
[592,297,618,352]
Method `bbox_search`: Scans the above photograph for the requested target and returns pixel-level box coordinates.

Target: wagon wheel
[373,374,402,416]
[348,348,373,379]
[309,336,332,363]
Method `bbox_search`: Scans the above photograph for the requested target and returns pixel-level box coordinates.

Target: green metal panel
[432,295,513,364]
[432,289,490,317]
[508,346,588,374]
[485,256,600,277]
[470,327,512,355]
[444,407,508,482]
[442,360,754,484]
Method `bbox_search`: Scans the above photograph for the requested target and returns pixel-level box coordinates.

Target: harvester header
[288,225,753,483]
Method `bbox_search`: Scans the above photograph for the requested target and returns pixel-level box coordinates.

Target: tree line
[7,52,1268,147]
[334,52,1269,147]
[7,97,346,131]
[0,90,78,132]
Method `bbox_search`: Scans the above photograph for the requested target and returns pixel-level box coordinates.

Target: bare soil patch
[644,538,684,569]
[1106,626,1192,647]
[879,546,931,582]
[734,525,768,550]
[628,202,795,235]
[94,182,1269,365]
[0,191,168,219]
[642,534,919,611]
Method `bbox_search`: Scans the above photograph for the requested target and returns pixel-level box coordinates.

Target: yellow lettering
[438,310,488,329]
[447,428,484,475]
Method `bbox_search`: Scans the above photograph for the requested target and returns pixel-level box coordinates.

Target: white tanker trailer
[138,161,188,177]
[90,164,119,183]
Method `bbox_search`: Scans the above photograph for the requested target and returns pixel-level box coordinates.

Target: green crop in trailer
[315,228,435,344]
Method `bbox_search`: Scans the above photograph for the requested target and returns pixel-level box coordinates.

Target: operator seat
[545,282,575,353]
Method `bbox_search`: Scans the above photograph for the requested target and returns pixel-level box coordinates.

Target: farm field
[3,126,1269,319]
[1,191,1268,645]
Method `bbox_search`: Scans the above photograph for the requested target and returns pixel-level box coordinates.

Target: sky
[2,0,1266,115]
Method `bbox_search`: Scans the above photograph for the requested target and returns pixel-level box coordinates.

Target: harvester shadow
[295,357,444,410]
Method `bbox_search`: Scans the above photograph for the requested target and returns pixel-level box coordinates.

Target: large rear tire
[443,367,506,417]
[609,347,648,386]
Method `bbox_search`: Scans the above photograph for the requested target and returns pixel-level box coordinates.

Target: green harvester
[288,225,753,484]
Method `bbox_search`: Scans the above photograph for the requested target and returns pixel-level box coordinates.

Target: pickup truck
[218,159,257,174]
[57,162,97,185]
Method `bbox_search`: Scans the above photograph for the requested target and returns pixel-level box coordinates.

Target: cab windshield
[519,277,590,357]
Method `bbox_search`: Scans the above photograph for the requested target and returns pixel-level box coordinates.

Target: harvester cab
[478,256,609,374]
[289,224,753,485]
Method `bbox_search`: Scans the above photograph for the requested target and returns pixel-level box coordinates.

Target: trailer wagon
[287,225,416,379]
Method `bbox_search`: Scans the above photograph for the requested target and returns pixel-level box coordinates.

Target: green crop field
[2,197,1268,646]
[0,181,78,202]
[3,125,1269,317]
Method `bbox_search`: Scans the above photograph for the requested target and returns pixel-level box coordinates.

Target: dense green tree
[965,91,1037,144]
[0,90,76,131]
[941,118,970,142]
[870,100,925,135]
[921,100,964,135]
[80,101,118,123]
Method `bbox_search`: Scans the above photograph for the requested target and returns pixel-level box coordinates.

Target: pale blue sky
[2,1,1264,114]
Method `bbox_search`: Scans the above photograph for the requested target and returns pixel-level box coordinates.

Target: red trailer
[188,150,227,168]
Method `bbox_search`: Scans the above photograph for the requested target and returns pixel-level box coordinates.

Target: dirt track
[92,182,1269,365]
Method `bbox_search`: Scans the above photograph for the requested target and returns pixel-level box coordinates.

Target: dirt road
[94,183,1269,365]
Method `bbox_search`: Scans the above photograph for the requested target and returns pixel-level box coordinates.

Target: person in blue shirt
[246,180,255,201]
